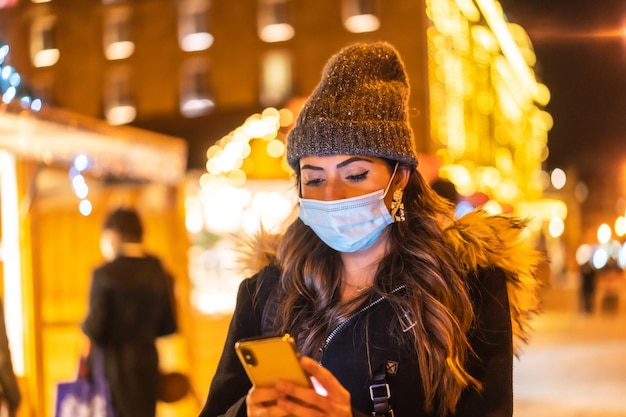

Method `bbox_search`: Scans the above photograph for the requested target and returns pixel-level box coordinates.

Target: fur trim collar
[443,210,543,353]
[237,209,543,353]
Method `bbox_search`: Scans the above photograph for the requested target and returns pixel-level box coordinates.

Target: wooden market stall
[0,102,195,416]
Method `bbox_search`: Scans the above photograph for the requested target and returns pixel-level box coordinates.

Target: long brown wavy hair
[273,163,479,416]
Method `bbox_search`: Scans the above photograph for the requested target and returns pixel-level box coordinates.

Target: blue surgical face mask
[298,164,398,253]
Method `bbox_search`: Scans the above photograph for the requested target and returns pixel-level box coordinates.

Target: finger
[300,357,350,401]
[248,401,289,417]
[247,388,287,417]
[247,386,279,407]
[275,379,325,410]
[276,393,325,417]
[276,378,351,417]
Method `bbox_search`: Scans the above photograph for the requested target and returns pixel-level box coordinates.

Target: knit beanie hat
[286,41,419,170]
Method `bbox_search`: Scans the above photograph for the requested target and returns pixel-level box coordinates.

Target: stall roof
[0,103,187,185]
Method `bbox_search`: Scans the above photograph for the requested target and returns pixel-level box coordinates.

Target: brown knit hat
[286,41,418,170]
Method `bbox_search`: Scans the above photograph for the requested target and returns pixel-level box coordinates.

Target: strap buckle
[369,383,391,401]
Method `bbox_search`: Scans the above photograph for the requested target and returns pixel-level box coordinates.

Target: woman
[82,208,178,417]
[200,42,540,417]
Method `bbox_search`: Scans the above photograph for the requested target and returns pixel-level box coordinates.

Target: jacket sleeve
[198,268,275,417]
[454,267,513,417]
[0,299,21,412]
[157,268,178,337]
[82,268,110,345]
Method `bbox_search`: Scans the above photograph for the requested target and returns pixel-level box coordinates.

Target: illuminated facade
[425,0,551,206]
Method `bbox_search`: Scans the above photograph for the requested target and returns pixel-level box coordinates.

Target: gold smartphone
[235,334,312,388]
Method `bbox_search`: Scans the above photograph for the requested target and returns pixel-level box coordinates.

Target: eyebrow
[300,156,374,171]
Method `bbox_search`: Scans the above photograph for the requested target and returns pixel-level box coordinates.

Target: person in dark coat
[199,42,541,417]
[82,208,178,417]
[0,298,21,417]
[579,261,597,315]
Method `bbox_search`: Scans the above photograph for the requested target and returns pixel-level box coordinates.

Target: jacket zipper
[319,285,406,357]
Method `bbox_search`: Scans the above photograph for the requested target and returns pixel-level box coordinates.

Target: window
[180,58,214,118]
[104,66,136,125]
[103,7,134,60]
[257,0,294,43]
[30,15,59,67]
[178,0,213,52]
[260,50,292,107]
[342,0,380,33]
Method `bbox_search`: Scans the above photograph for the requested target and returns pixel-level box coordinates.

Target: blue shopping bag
[54,346,117,417]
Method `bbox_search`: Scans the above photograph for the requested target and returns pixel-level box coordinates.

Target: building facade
[0,0,432,170]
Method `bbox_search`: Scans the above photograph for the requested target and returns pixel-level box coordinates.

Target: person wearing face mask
[199,42,541,417]
[82,208,178,417]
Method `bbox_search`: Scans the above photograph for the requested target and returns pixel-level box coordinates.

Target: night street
[514,288,626,417]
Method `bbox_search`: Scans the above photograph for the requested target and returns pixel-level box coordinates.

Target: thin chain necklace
[343,280,373,292]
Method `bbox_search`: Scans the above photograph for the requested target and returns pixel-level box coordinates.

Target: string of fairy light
[1,38,93,216]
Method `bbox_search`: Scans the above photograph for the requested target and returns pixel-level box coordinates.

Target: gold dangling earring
[391,189,406,222]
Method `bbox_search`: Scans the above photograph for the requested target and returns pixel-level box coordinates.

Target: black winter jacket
[199,211,542,417]
[82,255,178,417]
[200,263,513,417]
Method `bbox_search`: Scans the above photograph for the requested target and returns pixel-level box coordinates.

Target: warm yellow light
[550,168,566,190]
[615,216,625,237]
[497,178,519,202]
[597,223,612,244]
[105,41,135,60]
[227,169,247,187]
[0,151,24,376]
[266,139,285,158]
[259,23,294,43]
[202,185,251,233]
[455,0,481,22]
[471,25,498,54]
[278,108,294,127]
[494,147,513,175]
[548,216,564,238]
[185,195,204,234]
[535,83,551,107]
[482,200,502,215]
[576,244,593,266]
[106,104,136,125]
[33,48,59,68]
[536,170,550,191]
[592,248,609,270]
[516,199,567,222]
[343,14,380,33]
[480,166,500,188]
[180,32,214,52]
[440,164,474,196]
[474,0,542,103]
[247,191,293,232]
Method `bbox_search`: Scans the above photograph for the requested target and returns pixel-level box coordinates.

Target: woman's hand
[246,385,283,416]
[276,356,352,417]
[246,356,351,417]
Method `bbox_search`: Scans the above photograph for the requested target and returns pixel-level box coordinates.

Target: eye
[303,177,325,187]
[346,170,369,182]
